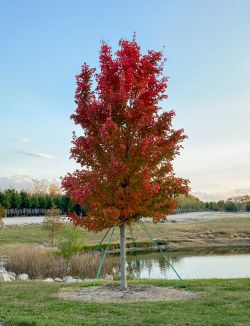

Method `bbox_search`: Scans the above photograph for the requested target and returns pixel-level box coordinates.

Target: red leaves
[62,36,190,232]
[103,207,120,223]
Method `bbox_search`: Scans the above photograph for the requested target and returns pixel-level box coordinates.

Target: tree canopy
[62,37,189,232]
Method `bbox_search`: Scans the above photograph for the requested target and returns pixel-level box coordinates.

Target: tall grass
[6,246,118,279]
[69,253,118,278]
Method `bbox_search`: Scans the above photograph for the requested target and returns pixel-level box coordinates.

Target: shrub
[81,240,153,252]
[57,226,83,259]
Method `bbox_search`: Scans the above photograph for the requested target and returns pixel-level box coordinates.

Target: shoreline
[102,242,250,254]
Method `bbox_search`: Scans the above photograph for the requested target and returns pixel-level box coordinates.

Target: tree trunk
[51,228,54,245]
[119,224,127,290]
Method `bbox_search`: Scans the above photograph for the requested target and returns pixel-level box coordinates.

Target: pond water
[127,248,250,279]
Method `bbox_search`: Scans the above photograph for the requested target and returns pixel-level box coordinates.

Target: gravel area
[58,283,196,303]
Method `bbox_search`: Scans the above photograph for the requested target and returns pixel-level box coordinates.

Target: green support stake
[139,220,182,280]
[96,227,111,252]
[95,226,115,281]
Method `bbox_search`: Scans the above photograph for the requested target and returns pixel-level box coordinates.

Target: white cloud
[0,175,60,191]
[192,183,250,201]
[20,151,55,159]
[14,136,31,142]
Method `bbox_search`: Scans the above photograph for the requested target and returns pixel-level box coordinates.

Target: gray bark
[119,224,127,290]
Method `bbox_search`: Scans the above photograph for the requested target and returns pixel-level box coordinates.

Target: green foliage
[204,201,219,211]
[10,189,22,209]
[205,195,250,212]
[53,195,62,209]
[81,240,153,251]
[217,200,225,211]
[60,195,73,213]
[177,195,204,212]
[1,189,12,209]
[38,195,46,208]
[45,194,53,209]
[30,195,39,208]
[0,189,75,214]
[20,191,30,208]
[57,226,83,259]
[246,202,250,212]
[178,194,250,213]
[224,201,238,212]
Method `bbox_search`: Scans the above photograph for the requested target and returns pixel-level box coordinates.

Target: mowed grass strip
[1,217,250,254]
[0,279,249,326]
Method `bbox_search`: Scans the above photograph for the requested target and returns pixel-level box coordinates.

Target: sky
[0,0,250,201]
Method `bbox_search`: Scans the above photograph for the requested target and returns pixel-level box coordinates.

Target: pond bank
[106,241,250,254]
[0,216,249,256]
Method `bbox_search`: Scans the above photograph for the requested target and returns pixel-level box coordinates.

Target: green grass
[1,219,249,324]
[1,217,250,254]
[0,279,249,325]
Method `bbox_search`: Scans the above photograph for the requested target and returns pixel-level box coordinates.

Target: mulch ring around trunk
[57,283,197,303]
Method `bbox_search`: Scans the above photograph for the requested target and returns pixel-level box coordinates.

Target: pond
[127,248,250,279]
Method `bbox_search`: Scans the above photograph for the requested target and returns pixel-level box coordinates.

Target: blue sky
[1,0,250,200]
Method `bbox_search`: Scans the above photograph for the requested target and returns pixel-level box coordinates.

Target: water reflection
[127,248,250,279]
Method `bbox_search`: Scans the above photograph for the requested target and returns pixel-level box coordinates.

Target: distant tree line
[1,187,250,217]
[176,195,204,213]
[0,189,87,217]
[0,189,72,216]
[176,195,250,213]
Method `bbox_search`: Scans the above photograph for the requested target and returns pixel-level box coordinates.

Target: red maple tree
[62,37,189,289]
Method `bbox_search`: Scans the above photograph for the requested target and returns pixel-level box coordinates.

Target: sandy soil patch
[57,283,196,303]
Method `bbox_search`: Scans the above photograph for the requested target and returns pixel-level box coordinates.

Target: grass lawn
[1,217,250,254]
[0,279,249,325]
